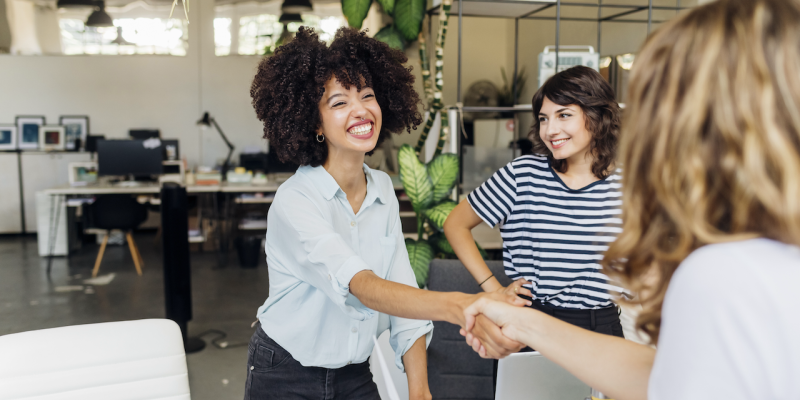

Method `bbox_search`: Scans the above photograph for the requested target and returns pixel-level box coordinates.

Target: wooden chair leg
[92,234,109,278]
[126,232,143,276]
[131,235,144,268]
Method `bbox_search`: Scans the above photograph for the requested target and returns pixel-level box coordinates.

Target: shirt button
[350,221,356,227]
[250,366,254,371]
[351,327,358,333]
[327,274,332,281]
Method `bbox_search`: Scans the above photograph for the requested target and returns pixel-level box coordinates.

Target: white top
[257,164,432,371]
[649,238,800,399]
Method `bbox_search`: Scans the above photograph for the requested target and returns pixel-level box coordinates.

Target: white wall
[0,0,265,169]
[0,0,698,168]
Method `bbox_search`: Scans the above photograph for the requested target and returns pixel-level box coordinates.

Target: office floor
[0,233,269,400]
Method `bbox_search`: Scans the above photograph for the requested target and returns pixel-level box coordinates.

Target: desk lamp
[196,112,234,181]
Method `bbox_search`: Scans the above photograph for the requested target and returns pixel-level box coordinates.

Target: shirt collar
[299,164,387,205]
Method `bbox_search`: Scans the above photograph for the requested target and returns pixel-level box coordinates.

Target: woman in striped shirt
[444,66,624,358]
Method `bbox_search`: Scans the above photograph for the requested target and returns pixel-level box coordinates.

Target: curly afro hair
[250,27,422,167]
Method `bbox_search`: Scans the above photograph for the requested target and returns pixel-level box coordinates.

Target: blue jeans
[244,323,381,400]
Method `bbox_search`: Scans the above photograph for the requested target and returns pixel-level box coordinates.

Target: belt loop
[590,309,596,330]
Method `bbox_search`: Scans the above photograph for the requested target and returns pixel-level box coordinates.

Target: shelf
[399,211,416,217]
[238,225,267,230]
[428,0,684,23]
[235,197,274,204]
[454,105,533,113]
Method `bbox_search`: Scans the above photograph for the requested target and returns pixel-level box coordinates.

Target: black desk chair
[90,195,148,278]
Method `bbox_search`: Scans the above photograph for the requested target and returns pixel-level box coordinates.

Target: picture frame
[39,125,66,151]
[0,125,17,150]
[16,116,45,150]
[68,161,98,186]
[59,115,89,151]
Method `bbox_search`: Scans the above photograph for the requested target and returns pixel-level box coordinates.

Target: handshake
[456,279,535,359]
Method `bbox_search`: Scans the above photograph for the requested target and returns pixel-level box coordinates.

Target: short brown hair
[529,66,620,179]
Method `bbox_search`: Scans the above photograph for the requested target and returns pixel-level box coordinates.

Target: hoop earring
[316,133,325,143]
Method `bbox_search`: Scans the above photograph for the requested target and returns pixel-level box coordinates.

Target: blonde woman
[461,0,800,399]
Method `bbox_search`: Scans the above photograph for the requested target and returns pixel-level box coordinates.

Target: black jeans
[492,298,624,393]
[244,323,381,400]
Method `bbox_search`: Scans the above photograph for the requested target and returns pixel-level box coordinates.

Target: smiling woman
[246,26,526,400]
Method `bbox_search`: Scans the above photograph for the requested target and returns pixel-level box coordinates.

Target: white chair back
[0,319,190,400]
[495,351,590,400]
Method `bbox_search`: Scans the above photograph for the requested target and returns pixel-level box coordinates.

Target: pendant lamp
[86,1,113,27]
[281,0,312,13]
[57,0,95,8]
[278,13,303,24]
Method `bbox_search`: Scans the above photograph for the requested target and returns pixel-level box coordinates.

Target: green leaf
[423,200,457,231]
[398,144,433,214]
[427,153,459,203]
[405,238,433,288]
[375,0,394,15]
[342,0,372,29]
[374,25,405,50]
[394,0,425,42]
[428,232,455,255]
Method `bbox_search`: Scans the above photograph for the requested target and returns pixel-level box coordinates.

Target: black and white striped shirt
[467,155,624,309]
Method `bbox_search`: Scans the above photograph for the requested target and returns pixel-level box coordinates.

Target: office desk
[39,181,287,272]
[39,176,501,272]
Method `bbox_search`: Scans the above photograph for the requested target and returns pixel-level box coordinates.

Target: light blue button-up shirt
[257,164,433,371]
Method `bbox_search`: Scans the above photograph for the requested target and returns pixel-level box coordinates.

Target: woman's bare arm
[464,298,655,400]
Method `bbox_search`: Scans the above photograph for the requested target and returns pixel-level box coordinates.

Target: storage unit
[21,152,91,233]
[0,153,22,234]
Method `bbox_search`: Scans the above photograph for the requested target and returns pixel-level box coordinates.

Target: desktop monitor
[85,135,105,153]
[97,139,163,177]
[129,129,160,140]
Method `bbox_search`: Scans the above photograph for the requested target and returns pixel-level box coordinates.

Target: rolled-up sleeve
[384,197,434,371]
[269,188,376,321]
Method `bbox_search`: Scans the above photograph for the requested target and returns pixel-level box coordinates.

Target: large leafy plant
[341,0,426,50]
[399,144,486,287]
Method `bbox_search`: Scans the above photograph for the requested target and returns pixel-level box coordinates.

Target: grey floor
[0,233,269,400]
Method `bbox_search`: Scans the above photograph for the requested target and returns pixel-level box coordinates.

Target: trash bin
[236,236,262,269]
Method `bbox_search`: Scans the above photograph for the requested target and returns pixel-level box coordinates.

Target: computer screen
[97,139,163,177]
[129,129,160,140]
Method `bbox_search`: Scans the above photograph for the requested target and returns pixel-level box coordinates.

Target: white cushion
[0,319,190,400]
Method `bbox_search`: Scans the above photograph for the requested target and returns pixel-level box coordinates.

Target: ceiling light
[56,0,95,8]
[86,1,113,27]
[281,0,312,13]
[279,13,303,24]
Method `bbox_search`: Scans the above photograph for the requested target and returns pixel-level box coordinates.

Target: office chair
[426,259,511,399]
[90,194,148,277]
[0,319,191,400]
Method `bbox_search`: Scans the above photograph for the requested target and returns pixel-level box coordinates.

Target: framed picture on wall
[39,125,65,151]
[59,115,89,151]
[0,125,17,150]
[16,116,45,150]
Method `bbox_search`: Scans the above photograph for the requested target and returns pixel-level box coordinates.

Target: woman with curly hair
[462,0,800,398]
[247,27,527,400]
[444,66,625,359]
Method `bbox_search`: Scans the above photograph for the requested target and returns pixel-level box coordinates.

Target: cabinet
[0,153,22,233]
[21,152,91,233]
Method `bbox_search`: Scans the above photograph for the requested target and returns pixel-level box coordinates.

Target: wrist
[481,278,503,292]
[447,292,473,327]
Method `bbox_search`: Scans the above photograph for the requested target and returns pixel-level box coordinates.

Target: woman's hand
[460,297,526,358]
[494,278,533,300]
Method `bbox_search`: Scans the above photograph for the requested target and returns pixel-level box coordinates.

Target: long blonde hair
[603,0,800,344]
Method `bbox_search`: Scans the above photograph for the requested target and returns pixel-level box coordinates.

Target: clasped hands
[458,279,532,359]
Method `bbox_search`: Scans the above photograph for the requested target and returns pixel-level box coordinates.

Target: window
[59,18,188,56]
[214,7,345,56]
